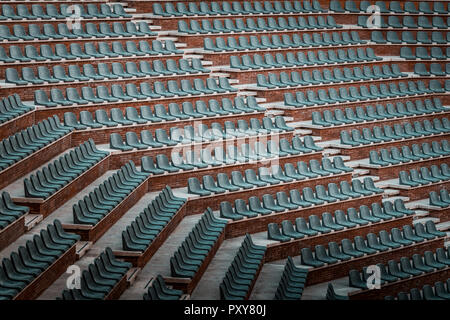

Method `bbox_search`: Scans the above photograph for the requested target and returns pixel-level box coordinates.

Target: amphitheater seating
[385,278,450,300]
[59,248,132,300]
[219,234,266,300]
[429,190,450,208]
[0,116,72,172]
[349,246,449,290]
[143,275,184,300]
[0,220,80,300]
[131,137,321,176]
[257,66,408,89]
[369,141,450,166]
[401,47,450,60]
[301,222,442,268]
[178,16,340,35]
[5,58,210,85]
[414,63,450,77]
[0,94,34,124]
[0,191,29,230]
[203,31,367,52]
[330,1,450,14]
[170,209,227,278]
[339,120,449,147]
[0,3,131,21]
[274,256,308,300]
[371,30,450,44]
[399,164,450,187]
[283,80,439,108]
[359,15,450,29]
[188,157,351,196]
[312,99,446,127]
[122,186,186,252]
[0,40,182,63]
[34,77,237,107]
[72,161,148,225]
[110,116,292,151]
[230,49,381,71]
[24,140,109,198]
[0,21,156,42]
[64,97,265,130]
[154,1,327,17]
[220,179,380,221]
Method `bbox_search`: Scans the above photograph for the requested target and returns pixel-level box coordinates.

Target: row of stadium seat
[284,80,445,108]
[0,94,34,124]
[0,40,181,63]
[399,164,450,187]
[429,190,450,208]
[219,234,266,300]
[154,0,326,17]
[0,220,80,300]
[5,59,209,85]
[267,200,414,242]
[59,248,132,300]
[414,63,450,77]
[188,157,351,196]
[143,275,184,300]
[330,0,449,14]
[358,15,450,29]
[230,48,380,71]
[369,141,449,167]
[371,30,450,44]
[0,116,72,171]
[401,46,450,60]
[312,99,446,127]
[203,31,366,51]
[0,21,155,42]
[0,3,130,21]
[72,161,148,225]
[220,179,382,220]
[300,222,440,267]
[385,280,450,300]
[0,191,29,230]
[136,136,322,175]
[178,16,341,34]
[170,210,227,278]
[64,98,264,130]
[274,257,308,300]
[349,247,448,289]
[340,119,450,147]
[34,77,237,107]
[256,65,406,89]
[122,186,186,252]
[23,140,109,198]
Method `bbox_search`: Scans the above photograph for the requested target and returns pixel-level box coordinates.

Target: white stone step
[259,101,284,109]
[353,168,370,176]
[383,195,410,203]
[437,221,450,231]
[266,110,284,116]
[322,148,341,156]
[156,30,172,36]
[381,188,401,197]
[183,54,203,59]
[237,91,257,96]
